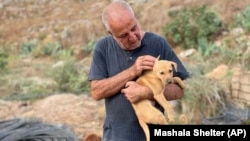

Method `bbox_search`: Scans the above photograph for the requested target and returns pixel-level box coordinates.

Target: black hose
[0,118,80,141]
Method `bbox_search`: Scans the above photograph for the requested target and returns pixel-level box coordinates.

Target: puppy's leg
[139,106,167,141]
[173,77,185,89]
[134,102,167,141]
[138,120,150,141]
[133,102,167,124]
[154,94,174,123]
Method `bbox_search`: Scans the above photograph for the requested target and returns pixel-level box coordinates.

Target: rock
[205,64,229,80]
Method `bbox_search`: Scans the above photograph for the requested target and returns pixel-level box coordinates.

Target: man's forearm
[164,83,185,101]
[90,67,137,100]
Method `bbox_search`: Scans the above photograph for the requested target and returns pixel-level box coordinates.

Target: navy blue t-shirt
[88,32,189,141]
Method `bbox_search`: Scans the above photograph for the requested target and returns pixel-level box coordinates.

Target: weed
[0,47,9,73]
[20,39,38,55]
[236,6,250,33]
[47,59,89,94]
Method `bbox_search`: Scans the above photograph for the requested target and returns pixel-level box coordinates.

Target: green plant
[32,42,62,58]
[20,39,38,55]
[38,33,47,41]
[236,6,250,33]
[51,48,73,60]
[181,72,227,123]
[47,59,89,94]
[81,40,96,55]
[2,77,56,101]
[42,42,61,56]
[205,35,250,71]
[0,47,9,72]
[164,5,222,49]
[197,38,218,58]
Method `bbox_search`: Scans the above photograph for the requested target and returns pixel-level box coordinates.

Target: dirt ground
[0,93,105,140]
[1,0,250,140]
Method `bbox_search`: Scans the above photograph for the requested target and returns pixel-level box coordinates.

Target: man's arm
[90,55,156,100]
[164,83,185,101]
[123,82,185,103]
[122,76,186,103]
[90,67,136,100]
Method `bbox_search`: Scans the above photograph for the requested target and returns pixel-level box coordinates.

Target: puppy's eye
[169,70,172,73]
[160,71,164,75]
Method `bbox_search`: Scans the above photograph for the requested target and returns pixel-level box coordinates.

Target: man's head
[102,0,144,51]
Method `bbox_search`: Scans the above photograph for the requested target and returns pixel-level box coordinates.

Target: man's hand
[129,55,156,77]
[121,81,153,103]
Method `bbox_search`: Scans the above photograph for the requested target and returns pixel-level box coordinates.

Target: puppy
[83,133,101,141]
[132,57,185,141]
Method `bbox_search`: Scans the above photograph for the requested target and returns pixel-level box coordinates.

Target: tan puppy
[132,57,185,141]
[83,133,101,141]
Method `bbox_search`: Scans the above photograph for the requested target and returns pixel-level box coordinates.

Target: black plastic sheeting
[0,118,80,141]
[201,113,242,125]
[201,105,250,125]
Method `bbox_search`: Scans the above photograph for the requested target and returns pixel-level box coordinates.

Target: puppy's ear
[156,55,160,60]
[170,61,177,71]
[154,56,160,66]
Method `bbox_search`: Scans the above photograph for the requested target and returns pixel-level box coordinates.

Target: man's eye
[119,34,127,38]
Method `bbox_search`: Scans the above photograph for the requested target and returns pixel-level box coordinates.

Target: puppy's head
[153,58,177,85]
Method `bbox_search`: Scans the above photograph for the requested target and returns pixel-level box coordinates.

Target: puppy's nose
[166,78,172,84]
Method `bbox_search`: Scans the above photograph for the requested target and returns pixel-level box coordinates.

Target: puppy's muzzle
[166,78,173,84]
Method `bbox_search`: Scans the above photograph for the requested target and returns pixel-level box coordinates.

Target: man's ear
[108,31,112,35]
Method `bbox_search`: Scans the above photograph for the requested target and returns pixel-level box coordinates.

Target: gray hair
[102,0,135,30]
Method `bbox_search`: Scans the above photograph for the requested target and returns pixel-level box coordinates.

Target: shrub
[0,47,9,72]
[32,42,62,58]
[48,59,89,94]
[81,40,95,55]
[164,5,223,49]
[235,6,250,33]
[20,39,38,55]
[180,64,228,123]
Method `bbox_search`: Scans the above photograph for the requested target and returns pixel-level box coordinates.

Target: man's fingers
[140,55,156,69]
[141,60,154,67]
[122,81,132,93]
[124,81,132,88]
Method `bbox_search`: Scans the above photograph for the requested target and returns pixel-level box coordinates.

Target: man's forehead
[109,16,136,34]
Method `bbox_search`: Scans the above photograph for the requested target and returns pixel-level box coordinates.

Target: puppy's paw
[173,77,185,89]
[166,114,174,123]
[168,118,174,124]
[178,114,188,124]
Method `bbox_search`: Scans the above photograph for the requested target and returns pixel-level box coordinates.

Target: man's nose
[128,32,136,41]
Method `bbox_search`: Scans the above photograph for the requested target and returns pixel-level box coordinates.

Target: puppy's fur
[133,57,185,141]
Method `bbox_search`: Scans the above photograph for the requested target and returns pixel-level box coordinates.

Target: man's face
[108,13,143,51]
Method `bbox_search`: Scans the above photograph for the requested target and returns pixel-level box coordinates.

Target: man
[88,0,190,140]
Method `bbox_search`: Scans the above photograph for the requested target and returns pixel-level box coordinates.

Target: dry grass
[1,0,249,48]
